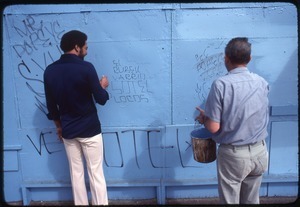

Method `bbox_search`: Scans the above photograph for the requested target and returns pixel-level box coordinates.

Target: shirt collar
[61,53,83,60]
[228,67,249,74]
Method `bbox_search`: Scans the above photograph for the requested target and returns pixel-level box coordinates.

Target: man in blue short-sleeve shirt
[196,37,269,204]
[205,67,269,145]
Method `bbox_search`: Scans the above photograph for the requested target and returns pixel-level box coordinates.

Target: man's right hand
[100,75,109,89]
[195,106,206,124]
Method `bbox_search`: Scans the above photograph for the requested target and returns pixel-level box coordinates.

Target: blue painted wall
[3,3,298,204]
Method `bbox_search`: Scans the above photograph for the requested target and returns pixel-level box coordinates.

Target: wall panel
[3,3,298,204]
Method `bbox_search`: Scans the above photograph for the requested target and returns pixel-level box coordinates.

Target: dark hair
[225,37,251,64]
[60,30,87,53]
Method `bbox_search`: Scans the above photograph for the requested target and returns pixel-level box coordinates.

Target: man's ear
[75,45,79,52]
[224,55,230,64]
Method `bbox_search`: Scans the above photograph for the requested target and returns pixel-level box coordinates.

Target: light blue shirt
[205,67,269,145]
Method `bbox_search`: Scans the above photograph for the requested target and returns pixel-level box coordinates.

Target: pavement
[5,196,299,206]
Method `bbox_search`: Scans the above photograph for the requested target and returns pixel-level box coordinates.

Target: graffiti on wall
[12,14,64,55]
[194,41,226,104]
[110,59,151,104]
[26,130,62,155]
[7,14,222,173]
[11,15,64,119]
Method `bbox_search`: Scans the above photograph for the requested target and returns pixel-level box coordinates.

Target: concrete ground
[5,196,299,206]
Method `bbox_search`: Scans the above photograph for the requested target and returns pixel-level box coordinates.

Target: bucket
[191,127,216,163]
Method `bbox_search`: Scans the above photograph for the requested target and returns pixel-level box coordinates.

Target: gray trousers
[217,140,268,204]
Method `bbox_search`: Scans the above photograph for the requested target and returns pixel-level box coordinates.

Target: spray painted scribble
[110,59,151,103]
[12,15,64,58]
[102,131,124,168]
[27,131,62,155]
[102,129,163,169]
[194,42,226,104]
[11,15,64,118]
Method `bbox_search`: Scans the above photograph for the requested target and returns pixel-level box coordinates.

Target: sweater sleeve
[87,63,109,105]
[44,72,60,120]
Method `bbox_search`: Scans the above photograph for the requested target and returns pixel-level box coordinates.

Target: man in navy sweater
[44,30,109,205]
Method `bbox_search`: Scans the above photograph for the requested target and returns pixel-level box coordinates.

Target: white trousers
[217,140,268,204]
[63,134,108,205]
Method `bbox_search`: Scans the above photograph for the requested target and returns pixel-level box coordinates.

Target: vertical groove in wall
[170,9,174,125]
[266,120,272,197]
[267,121,272,175]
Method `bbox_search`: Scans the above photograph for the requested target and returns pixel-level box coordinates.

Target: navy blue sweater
[44,54,109,139]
